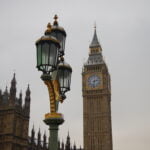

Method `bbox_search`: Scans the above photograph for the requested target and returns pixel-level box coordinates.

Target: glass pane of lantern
[58,33,65,54]
[37,44,42,66]
[59,69,64,87]
[58,65,72,94]
[49,43,59,70]
[42,43,49,65]
[58,68,65,93]
[64,70,68,89]
[69,71,72,86]
[50,31,65,56]
[57,32,63,41]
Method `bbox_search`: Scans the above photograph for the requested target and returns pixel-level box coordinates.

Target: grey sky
[0,0,150,149]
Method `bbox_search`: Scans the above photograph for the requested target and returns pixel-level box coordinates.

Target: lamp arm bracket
[52,80,64,105]
[44,80,56,113]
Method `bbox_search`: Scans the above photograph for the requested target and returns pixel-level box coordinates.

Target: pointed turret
[26,84,31,98]
[10,73,16,97]
[37,128,41,147]
[65,132,71,150]
[18,91,22,107]
[89,26,102,54]
[73,142,76,150]
[9,73,17,105]
[31,125,35,144]
[67,132,70,143]
[61,140,64,150]
[85,26,104,66]
[90,26,100,48]
[43,131,47,149]
[24,84,31,116]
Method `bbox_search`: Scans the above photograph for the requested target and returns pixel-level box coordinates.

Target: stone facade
[82,28,113,150]
[0,74,30,150]
[0,74,82,150]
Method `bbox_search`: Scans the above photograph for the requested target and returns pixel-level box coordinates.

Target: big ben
[82,27,113,150]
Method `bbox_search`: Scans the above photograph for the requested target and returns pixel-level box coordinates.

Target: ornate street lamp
[35,15,72,150]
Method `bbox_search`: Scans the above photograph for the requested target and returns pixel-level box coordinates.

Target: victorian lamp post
[35,15,72,150]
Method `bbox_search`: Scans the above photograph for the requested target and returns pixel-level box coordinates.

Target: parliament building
[0,74,82,150]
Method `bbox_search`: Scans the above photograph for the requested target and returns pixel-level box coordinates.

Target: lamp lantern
[36,23,60,74]
[57,58,72,96]
[49,15,67,57]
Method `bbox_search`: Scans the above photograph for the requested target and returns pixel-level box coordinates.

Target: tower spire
[24,84,31,116]
[43,132,47,149]
[73,142,76,150]
[61,139,64,150]
[90,26,100,48]
[89,25,102,55]
[19,90,22,106]
[65,132,71,150]
[26,84,30,97]
[37,128,41,146]
[31,124,35,144]
[10,73,17,98]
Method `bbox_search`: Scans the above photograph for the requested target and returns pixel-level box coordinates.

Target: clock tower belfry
[82,27,113,150]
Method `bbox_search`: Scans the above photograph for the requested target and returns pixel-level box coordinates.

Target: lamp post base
[44,113,64,150]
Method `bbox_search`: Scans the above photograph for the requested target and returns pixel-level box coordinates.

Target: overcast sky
[0,0,150,150]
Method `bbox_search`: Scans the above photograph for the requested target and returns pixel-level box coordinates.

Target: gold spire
[54,14,58,21]
[53,14,58,26]
[47,22,52,31]
[45,22,52,34]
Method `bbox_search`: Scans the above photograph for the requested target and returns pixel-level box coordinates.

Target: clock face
[88,75,100,88]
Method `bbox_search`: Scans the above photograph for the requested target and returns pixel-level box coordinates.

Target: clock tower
[82,27,113,150]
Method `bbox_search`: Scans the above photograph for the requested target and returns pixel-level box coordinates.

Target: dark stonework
[0,74,82,150]
[0,74,30,150]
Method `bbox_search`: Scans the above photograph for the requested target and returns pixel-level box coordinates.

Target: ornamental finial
[53,14,58,26]
[45,22,52,35]
[47,22,52,30]
[54,14,58,21]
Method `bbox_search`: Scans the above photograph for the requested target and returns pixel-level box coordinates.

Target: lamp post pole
[35,15,72,150]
